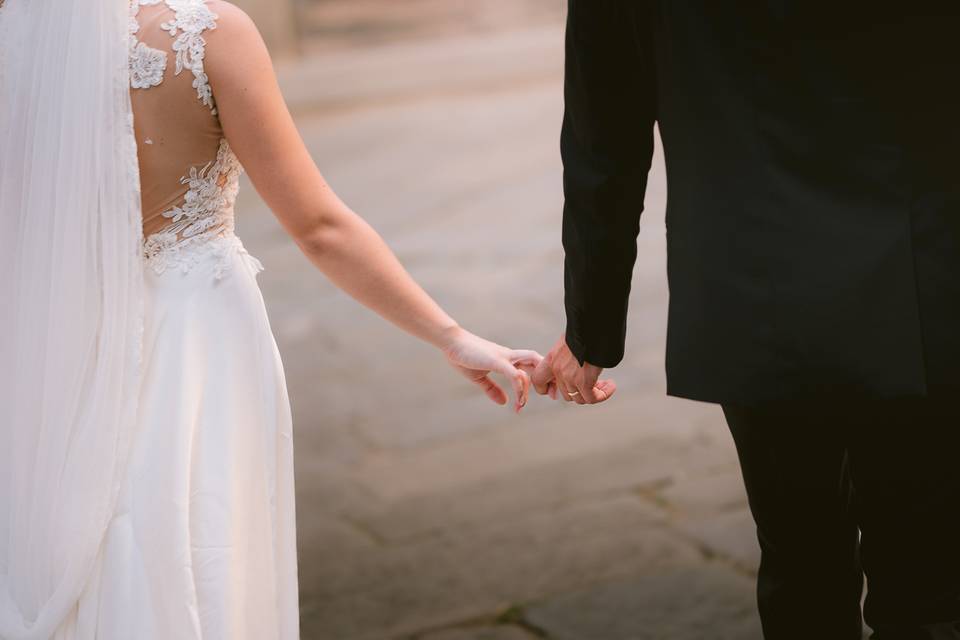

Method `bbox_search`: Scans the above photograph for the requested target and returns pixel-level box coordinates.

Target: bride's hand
[440,327,542,414]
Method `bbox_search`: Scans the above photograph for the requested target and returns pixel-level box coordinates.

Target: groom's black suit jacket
[562,0,960,404]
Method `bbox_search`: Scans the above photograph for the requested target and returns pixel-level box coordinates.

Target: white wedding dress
[48,1,300,638]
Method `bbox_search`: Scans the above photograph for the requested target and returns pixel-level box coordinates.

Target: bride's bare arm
[203,3,538,411]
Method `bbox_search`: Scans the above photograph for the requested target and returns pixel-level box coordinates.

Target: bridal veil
[0,0,144,637]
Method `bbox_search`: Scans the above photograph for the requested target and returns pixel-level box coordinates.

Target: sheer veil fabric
[0,0,144,638]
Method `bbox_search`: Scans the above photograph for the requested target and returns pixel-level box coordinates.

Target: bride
[0,0,542,638]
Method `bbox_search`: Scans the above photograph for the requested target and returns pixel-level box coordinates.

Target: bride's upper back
[129,0,241,244]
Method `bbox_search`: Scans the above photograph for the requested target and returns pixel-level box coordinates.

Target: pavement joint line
[496,605,551,639]
[349,486,676,548]
[633,483,676,512]
[336,513,390,547]
[663,525,760,581]
[627,484,760,579]
[395,607,549,640]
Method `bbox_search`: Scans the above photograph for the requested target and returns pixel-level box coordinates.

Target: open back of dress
[130,0,250,278]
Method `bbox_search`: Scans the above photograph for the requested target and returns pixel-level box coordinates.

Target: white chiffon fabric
[57,246,300,640]
[0,0,301,638]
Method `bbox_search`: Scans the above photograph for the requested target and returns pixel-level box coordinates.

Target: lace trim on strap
[161,0,219,113]
[128,0,219,113]
[129,0,168,89]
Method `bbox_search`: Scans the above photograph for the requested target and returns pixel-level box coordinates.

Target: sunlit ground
[236,2,767,638]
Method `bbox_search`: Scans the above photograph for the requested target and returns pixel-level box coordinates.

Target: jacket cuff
[564,305,627,369]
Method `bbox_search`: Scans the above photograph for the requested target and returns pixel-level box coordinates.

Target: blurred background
[233,1,763,638]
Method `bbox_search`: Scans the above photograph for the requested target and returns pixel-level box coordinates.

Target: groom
[532,2,960,639]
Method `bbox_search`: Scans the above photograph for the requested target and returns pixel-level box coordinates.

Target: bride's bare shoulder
[202,0,273,91]
[204,1,271,71]
[207,1,263,44]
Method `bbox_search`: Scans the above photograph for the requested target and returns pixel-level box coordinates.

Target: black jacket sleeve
[561,0,657,368]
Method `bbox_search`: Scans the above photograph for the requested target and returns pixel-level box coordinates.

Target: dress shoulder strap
[129,0,221,114]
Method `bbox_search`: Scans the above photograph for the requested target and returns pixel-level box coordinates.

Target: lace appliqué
[161,0,219,113]
[130,41,168,89]
[129,0,168,89]
[145,233,263,280]
[143,139,259,279]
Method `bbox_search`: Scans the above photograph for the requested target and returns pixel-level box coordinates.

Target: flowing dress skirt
[55,236,300,640]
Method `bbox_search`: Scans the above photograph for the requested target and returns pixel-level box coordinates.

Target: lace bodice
[129,0,256,278]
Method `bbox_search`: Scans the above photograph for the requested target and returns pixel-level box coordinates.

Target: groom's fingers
[596,379,617,399]
[531,354,555,395]
[557,378,581,404]
[578,378,617,405]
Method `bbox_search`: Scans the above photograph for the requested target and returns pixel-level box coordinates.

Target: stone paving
[234,10,770,640]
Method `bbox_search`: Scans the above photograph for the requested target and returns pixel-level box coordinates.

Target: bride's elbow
[290,213,343,258]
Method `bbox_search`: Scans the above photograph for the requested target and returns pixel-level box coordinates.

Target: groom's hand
[532,335,617,405]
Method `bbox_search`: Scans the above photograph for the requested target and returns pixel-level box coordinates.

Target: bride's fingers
[509,350,543,369]
[492,359,531,412]
[511,353,543,385]
[474,375,508,406]
[513,369,531,413]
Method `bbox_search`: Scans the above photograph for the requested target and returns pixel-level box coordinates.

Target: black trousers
[723,388,960,640]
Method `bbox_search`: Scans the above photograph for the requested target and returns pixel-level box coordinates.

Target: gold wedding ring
[567,391,580,397]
